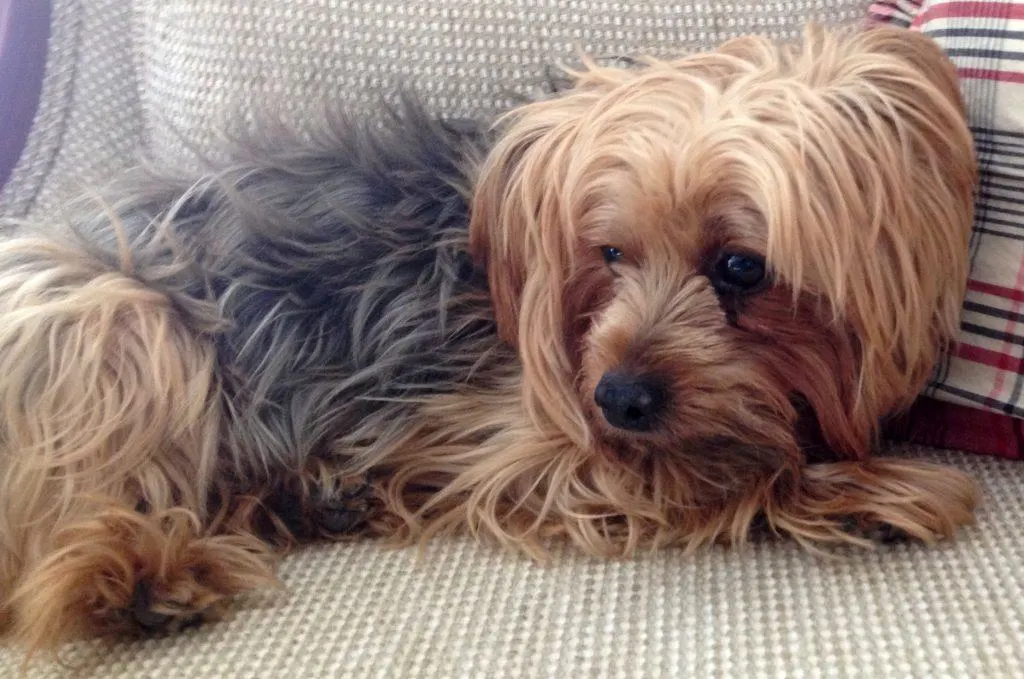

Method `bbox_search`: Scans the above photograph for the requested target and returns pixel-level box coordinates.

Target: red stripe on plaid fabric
[867,1,906,18]
[887,396,1024,459]
[919,1,1024,23]
[958,67,1024,83]
[867,1,924,24]
[968,278,1024,302]
[957,342,1024,371]
[985,238,1024,401]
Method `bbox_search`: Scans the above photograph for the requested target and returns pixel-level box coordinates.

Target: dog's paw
[127,580,205,635]
[791,459,980,551]
[114,516,278,637]
[7,508,277,652]
[311,476,374,535]
[263,466,377,541]
[840,516,912,545]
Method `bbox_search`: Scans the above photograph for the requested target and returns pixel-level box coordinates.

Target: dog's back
[0,100,503,649]
[165,105,499,479]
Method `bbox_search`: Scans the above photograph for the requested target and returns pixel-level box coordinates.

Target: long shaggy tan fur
[390,25,981,557]
[0,102,492,657]
[0,233,277,654]
[0,25,983,660]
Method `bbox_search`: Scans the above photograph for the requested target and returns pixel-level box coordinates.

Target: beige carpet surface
[0,447,1020,678]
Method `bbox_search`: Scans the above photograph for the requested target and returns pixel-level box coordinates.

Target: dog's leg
[0,237,276,654]
[766,459,980,550]
[6,505,276,652]
[241,457,380,545]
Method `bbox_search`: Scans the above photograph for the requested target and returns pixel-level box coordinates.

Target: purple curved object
[0,0,52,191]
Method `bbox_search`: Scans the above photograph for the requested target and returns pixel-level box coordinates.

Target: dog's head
[468,25,970,489]
[465,25,976,548]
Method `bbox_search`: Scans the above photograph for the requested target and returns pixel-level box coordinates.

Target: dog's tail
[0,214,224,588]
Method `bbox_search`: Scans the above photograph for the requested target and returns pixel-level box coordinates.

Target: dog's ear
[841,24,976,416]
[470,107,581,350]
[470,56,631,350]
[778,25,976,439]
[470,100,602,441]
[468,132,532,346]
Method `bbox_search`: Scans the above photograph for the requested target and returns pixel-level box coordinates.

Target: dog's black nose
[594,372,665,432]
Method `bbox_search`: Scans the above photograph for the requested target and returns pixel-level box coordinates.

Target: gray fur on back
[41,98,506,489]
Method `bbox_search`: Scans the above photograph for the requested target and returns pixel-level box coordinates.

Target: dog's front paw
[840,516,912,545]
[127,580,204,635]
[113,514,278,637]
[310,474,374,536]
[263,464,378,542]
[788,458,980,550]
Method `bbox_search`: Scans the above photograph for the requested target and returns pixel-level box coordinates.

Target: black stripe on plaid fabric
[976,224,1024,241]
[980,178,1024,195]
[965,300,1024,323]
[982,161,1024,177]
[979,209,1024,227]
[981,200,1024,218]
[974,148,1024,161]
[985,154,1024,170]
[983,175,1024,191]
[945,47,1024,60]
[975,126,1024,140]
[984,213,1024,228]
[974,127,1024,142]
[929,28,1024,40]
[979,157,1024,172]
[932,381,1024,418]
[962,321,1024,346]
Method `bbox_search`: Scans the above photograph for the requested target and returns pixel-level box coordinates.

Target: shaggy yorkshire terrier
[0,24,978,655]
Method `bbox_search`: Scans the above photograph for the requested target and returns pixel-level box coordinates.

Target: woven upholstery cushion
[0,0,144,219]
[1,0,870,217]
[136,0,869,169]
[2,1,1023,677]
[0,0,50,189]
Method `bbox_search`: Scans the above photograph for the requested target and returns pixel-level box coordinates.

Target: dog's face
[466,26,976,541]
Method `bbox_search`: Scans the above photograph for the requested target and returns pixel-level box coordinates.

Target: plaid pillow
[870,1,1024,458]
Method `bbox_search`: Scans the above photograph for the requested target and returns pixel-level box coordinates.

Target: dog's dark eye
[714,253,766,291]
[601,246,624,263]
